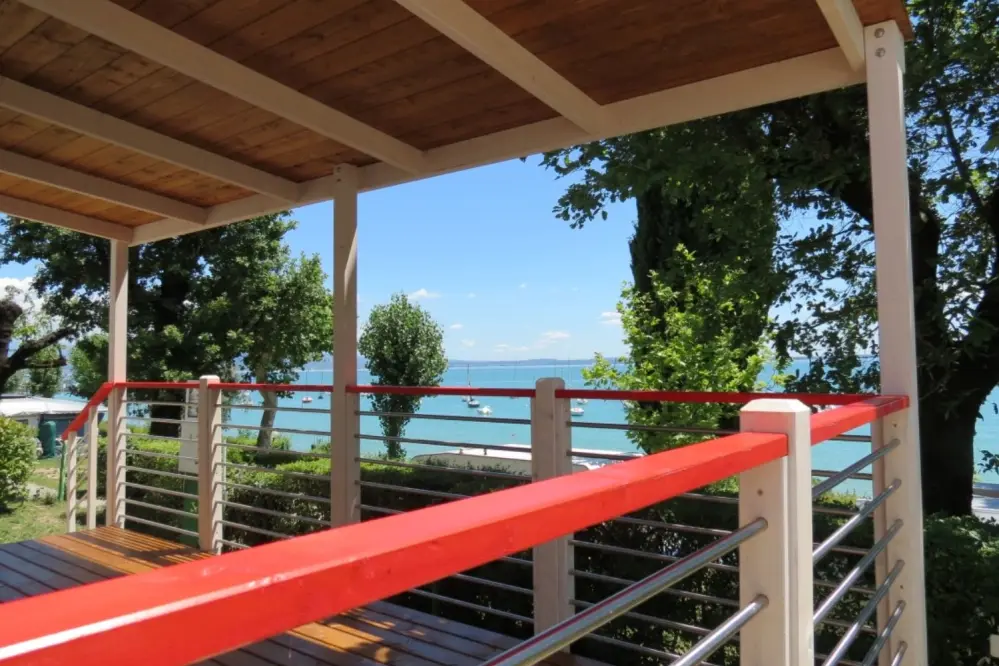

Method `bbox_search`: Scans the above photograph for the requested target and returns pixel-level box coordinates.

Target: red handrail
[810,396,909,445]
[347,384,537,398]
[554,388,880,406]
[0,431,786,666]
[60,382,115,440]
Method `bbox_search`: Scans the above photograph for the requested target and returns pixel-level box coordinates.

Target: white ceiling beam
[20,0,429,175]
[815,0,865,70]
[130,48,862,245]
[0,76,300,202]
[0,194,134,242]
[0,148,209,224]
[393,0,612,135]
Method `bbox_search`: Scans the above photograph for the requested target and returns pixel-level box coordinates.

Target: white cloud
[541,330,570,341]
[494,343,529,353]
[449,323,464,330]
[408,288,441,301]
[461,339,476,348]
[519,283,528,289]
[599,311,622,326]
[0,277,36,308]
[467,292,476,299]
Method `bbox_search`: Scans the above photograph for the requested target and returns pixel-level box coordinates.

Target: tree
[233,254,333,448]
[546,0,998,516]
[585,249,774,453]
[541,117,786,433]
[0,285,73,396]
[358,293,448,459]
[0,213,298,435]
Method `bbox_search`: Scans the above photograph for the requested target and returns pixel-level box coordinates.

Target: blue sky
[0,157,635,361]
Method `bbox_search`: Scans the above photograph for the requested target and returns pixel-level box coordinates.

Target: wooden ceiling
[0,0,911,243]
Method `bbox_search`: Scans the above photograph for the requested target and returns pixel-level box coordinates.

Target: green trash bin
[38,420,57,458]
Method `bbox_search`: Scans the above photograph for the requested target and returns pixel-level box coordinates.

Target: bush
[0,417,38,509]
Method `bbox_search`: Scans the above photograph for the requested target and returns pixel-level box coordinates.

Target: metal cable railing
[482,519,767,666]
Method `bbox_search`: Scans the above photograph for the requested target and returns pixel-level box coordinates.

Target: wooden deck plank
[0,527,583,666]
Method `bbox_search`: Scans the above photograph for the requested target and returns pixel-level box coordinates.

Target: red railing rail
[554,388,882,406]
[809,396,909,445]
[60,381,115,440]
[0,430,786,666]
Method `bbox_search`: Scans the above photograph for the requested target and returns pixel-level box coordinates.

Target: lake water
[222,360,999,498]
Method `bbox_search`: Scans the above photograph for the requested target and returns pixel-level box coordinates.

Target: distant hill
[300,355,614,371]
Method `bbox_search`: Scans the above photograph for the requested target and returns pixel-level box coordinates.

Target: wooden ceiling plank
[393,0,612,135]
[0,76,301,201]
[815,0,865,69]
[0,192,134,241]
[19,0,428,174]
[0,146,209,223]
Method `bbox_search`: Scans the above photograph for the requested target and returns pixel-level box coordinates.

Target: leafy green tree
[233,255,333,448]
[0,285,73,396]
[0,417,37,510]
[0,213,297,435]
[358,293,448,459]
[548,0,998,516]
[585,249,775,452]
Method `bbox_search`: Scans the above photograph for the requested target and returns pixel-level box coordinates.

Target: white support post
[866,21,928,666]
[531,378,574,633]
[86,406,99,529]
[197,375,224,552]
[64,432,78,533]
[739,399,813,666]
[331,165,360,527]
[106,239,128,527]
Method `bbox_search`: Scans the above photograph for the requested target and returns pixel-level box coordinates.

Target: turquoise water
[221,360,999,497]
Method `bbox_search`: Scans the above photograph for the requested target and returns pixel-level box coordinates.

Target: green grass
[28,456,63,490]
[0,497,68,543]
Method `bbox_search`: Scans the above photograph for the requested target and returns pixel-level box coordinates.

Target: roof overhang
[0,0,911,245]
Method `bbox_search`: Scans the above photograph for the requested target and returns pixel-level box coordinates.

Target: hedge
[95,438,998,665]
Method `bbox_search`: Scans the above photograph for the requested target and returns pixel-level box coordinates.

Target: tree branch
[24,357,67,370]
[6,327,74,371]
[937,99,988,220]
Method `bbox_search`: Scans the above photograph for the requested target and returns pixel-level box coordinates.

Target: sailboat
[461,363,472,402]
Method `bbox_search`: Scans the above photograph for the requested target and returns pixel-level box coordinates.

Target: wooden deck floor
[0,527,588,666]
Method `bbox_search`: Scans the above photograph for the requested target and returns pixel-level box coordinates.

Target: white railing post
[331,165,360,527]
[64,431,79,533]
[86,405,99,529]
[739,399,813,666]
[866,19,928,666]
[197,375,224,553]
[106,386,127,527]
[531,377,574,633]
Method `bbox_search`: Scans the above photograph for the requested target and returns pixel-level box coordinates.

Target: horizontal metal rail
[232,403,329,415]
[224,462,329,483]
[812,468,874,481]
[571,599,713,637]
[671,596,768,666]
[123,431,185,444]
[568,449,642,462]
[483,519,767,666]
[357,457,528,481]
[121,400,194,408]
[126,416,185,425]
[123,482,197,500]
[610,514,732,538]
[570,539,739,574]
[221,500,331,528]
[123,466,195,482]
[360,503,401,516]
[450,573,533,596]
[358,433,532,455]
[219,423,332,438]
[814,480,900,564]
[221,520,293,541]
[219,539,249,551]
[221,442,327,459]
[126,449,194,462]
[407,589,532,624]
[813,439,899,499]
[582,633,688,663]
[350,385,535,398]
[359,481,471,502]
[570,420,736,436]
[571,569,740,608]
[814,519,903,625]
[123,515,197,537]
[822,560,905,666]
[359,409,531,426]
[221,481,330,504]
[123,498,195,519]
[890,642,907,666]
[860,601,906,666]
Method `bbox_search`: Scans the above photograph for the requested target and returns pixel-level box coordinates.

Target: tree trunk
[256,390,278,449]
[919,399,977,516]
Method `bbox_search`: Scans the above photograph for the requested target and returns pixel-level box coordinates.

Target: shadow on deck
[0,527,595,666]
